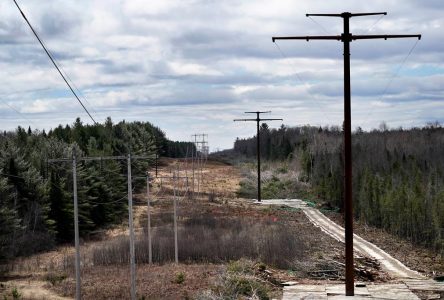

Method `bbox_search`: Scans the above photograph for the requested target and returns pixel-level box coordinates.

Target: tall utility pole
[272,12,420,296]
[173,171,179,263]
[192,134,197,197]
[72,148,81,300]
[155,153,158,177]
[234,111,283,202]
[146,173,152,264]
[127,154,136,300]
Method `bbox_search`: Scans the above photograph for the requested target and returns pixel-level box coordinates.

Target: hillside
[0,117,194,262]
[233,124,444,256]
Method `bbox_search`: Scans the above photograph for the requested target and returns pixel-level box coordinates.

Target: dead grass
[51,263,224,300]
[91,214,305,269]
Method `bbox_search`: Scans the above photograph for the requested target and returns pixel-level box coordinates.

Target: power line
[356,14,386,35]
[360,39,420,126]
[379,39,420,99]
[273,41,336,125]
[308,16,331,34]
[11,0,154,178]
[12,0,97,125]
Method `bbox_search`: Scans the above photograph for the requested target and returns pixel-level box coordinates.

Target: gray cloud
[0,0,442,149]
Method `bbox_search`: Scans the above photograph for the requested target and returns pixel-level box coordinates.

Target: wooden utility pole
[173,171,178,263]
[192,135,196,197]
[234,111,283,202]
[72,148,81,300]
[146,173,152,264]
[272,12,420,296]
[155,153,158,177]
[127,154,136,300]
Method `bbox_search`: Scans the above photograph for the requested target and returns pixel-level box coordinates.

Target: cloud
[0,0,442,149]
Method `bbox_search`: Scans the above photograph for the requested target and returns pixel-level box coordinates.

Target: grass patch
[45,272,67,286]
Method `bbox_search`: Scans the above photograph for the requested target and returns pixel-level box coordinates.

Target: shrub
[225,274,269,300]
[11,287,21,299]
[227,259,254,275]
[236,180,256,198]
[45,272,67,286]
[91,215,305,269]
[173,272,185,284]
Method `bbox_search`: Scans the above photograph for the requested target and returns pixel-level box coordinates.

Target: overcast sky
[0,0,443,150]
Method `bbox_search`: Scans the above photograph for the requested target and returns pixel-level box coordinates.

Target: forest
[0,117,194,262]
[234,123,444,254]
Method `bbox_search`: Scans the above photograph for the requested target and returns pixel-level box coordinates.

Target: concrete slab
[283,292,327,300]
[326,284,370,296]
[284,285,326,292]
[327,296,374,299]
[283,283,420,300]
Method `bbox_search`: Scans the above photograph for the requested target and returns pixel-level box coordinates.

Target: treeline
[0,117,194,261]
[234,124,444,253]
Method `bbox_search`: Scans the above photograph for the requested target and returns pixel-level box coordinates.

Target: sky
[0,0,443,150]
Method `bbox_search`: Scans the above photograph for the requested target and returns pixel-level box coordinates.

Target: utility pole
[192,134,196,197]
[173,171,178,263]
[234,112,282,202]
[72,148,81,300]
[272,12,420,296]
[127,154,136,300]
[146,173,152,264]
[155,153,158,177]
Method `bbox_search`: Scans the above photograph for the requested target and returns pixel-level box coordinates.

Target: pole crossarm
[353,34,421,40]
[48,155,153,163]
[261,118,284,121]
[306,13,342,17]
[234,118,283,122]
[306,12,387,17]
[273,34,420,43]
[273,36,341,42]
[233,118,257,121]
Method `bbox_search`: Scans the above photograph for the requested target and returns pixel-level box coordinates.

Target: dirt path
[256,199,424,279]
[304,206,424,279]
